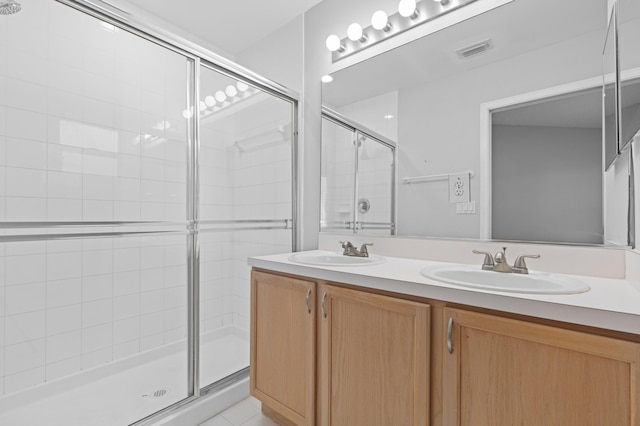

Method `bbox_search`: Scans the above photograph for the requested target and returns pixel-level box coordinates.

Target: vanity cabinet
[317,284,430,426]
[250,270,430,426]
[250,270,316,426]
[443,308,640,426]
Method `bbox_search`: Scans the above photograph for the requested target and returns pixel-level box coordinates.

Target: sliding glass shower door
[197,65,295,390]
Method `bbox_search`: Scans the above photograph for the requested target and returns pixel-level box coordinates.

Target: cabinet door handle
[321,292,327,318]
[447,317,454,354]
[305,288,312,314]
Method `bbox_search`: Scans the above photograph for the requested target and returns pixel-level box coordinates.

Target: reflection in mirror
[491,88,603,245]
[322,0,640,246]
[320,111,396,235]
[619,0,640,152]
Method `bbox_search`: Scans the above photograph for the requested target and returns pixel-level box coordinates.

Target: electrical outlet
[449,173,470,203]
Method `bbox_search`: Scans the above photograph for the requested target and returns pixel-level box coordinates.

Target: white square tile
[4,282,46,315]
[82,249,113,276]
[6,78,47,114]
[45,356,81,382]
[141,268,164,292]
[140,311,163,337]
[141,202,164,221]
[83,174,114,201]
[5,310,46,345]
[113,247,140,273]
[83,98,114,128]
[4,367,45,394]
[84,73,115,104]
[47,251,82,281]
[140,290,164,315]
[47,304,81,336]
[113,317,139,345]
[82,274,113,302]
[140,333,163,352]
[113,293,139,320]
[116,130,141,155]
[113,270,140,297]
[114,84,141,111]
[164,286,186,309]
[163,307,187,329]
[6,107,47,142]
[47,143,83,173]
[84,46,114,78]
[47,62,83,95]
[47,198,82,221]
[82,299,112,328]
[47,170,82,199]
[7,49,48,87]
[115,177,140,201]
[82,323,112,353]
[6,167,46,197]
[46,330,81,363]
[83,123,117,153]
[220,400,260,425]
[82,200,114,221]
[114,105,141,133]
[5,339,46,375]
[47,34,83,70]
[141,157,164,181]
[82,347,112,369]
[116,153,140,179]
[83,149,115,177]
[114,201,141,220]
[5,197,46,221]
[6,138,47,170]
[141,179,164,203]
[5,254,46,285]
[49,0,84,39]
[113,340,139,360]
[46,278,82,308]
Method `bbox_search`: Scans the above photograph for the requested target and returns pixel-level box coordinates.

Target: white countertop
[249,250,640,335]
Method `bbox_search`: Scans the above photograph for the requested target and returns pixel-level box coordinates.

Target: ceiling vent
[456,39,493,59]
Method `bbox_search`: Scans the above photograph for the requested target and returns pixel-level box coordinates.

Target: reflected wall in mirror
[322,0,640,246]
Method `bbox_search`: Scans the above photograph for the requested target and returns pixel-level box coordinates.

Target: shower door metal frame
[321,107,397,235]
[40,2,301,425]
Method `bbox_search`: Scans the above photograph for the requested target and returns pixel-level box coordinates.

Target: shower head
[0,1,21,15]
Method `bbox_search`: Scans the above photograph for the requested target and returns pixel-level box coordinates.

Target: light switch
[449,173,470,203]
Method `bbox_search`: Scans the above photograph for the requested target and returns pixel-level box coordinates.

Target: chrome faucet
[472,247,540,274]
[339,241,373,257]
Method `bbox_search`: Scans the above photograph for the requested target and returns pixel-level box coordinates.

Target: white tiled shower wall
[0,0,190,396]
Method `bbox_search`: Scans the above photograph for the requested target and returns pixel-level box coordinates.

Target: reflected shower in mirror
[321,0,640,246]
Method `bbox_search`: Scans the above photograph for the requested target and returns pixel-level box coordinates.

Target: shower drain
[142,388,170,399]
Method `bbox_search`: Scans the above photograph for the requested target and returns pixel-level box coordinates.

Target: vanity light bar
[329,0,478,63]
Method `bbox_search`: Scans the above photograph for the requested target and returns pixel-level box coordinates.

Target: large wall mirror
[321,0,640,246]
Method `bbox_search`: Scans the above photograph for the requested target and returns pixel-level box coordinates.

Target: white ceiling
[123,0,323,55]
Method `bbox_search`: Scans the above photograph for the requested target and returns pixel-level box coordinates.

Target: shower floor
[0,327,249,426]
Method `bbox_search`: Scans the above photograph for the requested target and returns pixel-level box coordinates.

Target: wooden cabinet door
[318,284,430,426]
[251,271,316,426]
[443,308,640,426]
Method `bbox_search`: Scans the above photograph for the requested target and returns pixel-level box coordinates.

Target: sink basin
[420,264,590,295]
[289,251,386,266]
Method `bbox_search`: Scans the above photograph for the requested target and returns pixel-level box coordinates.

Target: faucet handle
[513,254,540,274]
[359,243,373,256]
[339,240,353,248]
[472,249,495,271]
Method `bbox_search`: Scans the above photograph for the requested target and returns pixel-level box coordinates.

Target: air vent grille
[456,39,493,59]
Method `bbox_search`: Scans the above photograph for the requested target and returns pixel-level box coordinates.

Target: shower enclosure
[0,1,297,425]
[321,109,396,235]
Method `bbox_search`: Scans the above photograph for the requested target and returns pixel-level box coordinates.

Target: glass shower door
[197,64,295,390]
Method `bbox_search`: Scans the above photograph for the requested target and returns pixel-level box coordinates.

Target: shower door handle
[305,288,312,314]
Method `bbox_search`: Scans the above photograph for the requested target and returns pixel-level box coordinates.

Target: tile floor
[199,397,278,426]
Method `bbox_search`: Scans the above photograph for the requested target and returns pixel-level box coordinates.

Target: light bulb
[199,101,207,111]
[321,75,333,83]
[204,95,216,107]
[214,91,227,103]
[347,23,365,42]
[371,11,391,31]
[182,109,193,119]
[225,85,238,98]
[325,34,343,52]
[236,81,249,92]
[398,0,419,18]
